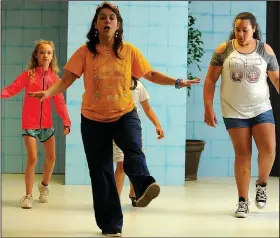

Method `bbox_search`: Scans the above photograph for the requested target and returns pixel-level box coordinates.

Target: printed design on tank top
[229,57,262,83]
[89,53,130,104]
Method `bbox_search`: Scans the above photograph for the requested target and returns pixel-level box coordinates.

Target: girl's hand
[63,126,70,135]
[204,106,217,128]
[156,126,164,139]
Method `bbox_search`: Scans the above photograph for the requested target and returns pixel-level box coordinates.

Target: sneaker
[235,198,249,218]
[255,180,267,209]
[20,194,33,209]
[102,231,122,237]
[38,182,49,203]
[129,194,137,207]
[135,182,160,207]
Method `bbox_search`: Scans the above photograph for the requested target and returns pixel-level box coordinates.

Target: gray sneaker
[255,180,267,209]
[235,199,249,218]
[135,182,160,207]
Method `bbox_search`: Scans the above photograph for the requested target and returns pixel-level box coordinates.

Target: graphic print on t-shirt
[89,53,130,105]
[229,57,262,83]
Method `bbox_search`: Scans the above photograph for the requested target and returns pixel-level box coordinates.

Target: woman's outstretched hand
[28,90,50,101]
[180,78,201,87]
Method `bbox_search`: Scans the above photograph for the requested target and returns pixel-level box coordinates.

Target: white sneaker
[102,231,122,237]
[38,182,49,203]
[20,194,33,209]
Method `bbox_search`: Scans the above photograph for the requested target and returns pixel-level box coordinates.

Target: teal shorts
[22,128,55,142]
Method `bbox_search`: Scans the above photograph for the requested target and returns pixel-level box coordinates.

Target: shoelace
[42,188,49,196]
[20,195,32,203]
[236,201,249,212]
[256,186,267,201]
[39,185,49,196]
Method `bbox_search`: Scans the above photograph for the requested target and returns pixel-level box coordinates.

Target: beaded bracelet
[175,78,183,89]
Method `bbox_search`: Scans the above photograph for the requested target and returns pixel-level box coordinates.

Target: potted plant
[185,3,206,181]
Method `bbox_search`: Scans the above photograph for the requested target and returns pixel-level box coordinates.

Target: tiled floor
[2,174,279,237]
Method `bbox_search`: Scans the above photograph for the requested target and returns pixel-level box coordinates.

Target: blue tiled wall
[187,1,267,177]
[1,1,68,174]
[1,1,267,182]
[65,1,267,185]
[65,1,189,185]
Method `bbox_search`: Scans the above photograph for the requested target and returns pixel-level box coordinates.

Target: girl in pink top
[1,39,71,209]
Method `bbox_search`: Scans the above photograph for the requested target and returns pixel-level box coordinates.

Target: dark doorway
[266,2,280,177]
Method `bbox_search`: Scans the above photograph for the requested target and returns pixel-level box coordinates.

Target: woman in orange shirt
[29,2,200,236]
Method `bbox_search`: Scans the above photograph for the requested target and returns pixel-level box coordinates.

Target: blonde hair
[27,39,59,80]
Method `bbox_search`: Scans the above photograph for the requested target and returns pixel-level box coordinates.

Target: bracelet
[175,78,183,89]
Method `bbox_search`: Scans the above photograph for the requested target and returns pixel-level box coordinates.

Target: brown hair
[229,12,261,40]
[130,76,138,90]
[86,1,124,59]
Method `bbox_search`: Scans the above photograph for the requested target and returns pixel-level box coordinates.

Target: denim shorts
[223,109,275,130]
[22,128,55,142]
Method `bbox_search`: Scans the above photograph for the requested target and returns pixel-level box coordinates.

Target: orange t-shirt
[64,42,152,122]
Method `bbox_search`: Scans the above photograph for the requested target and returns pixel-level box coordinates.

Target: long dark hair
[130,76,138,90]
[86,1,124,58]
[229,12,261,41]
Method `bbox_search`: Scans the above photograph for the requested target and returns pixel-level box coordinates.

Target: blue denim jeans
[81,108,155,233]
